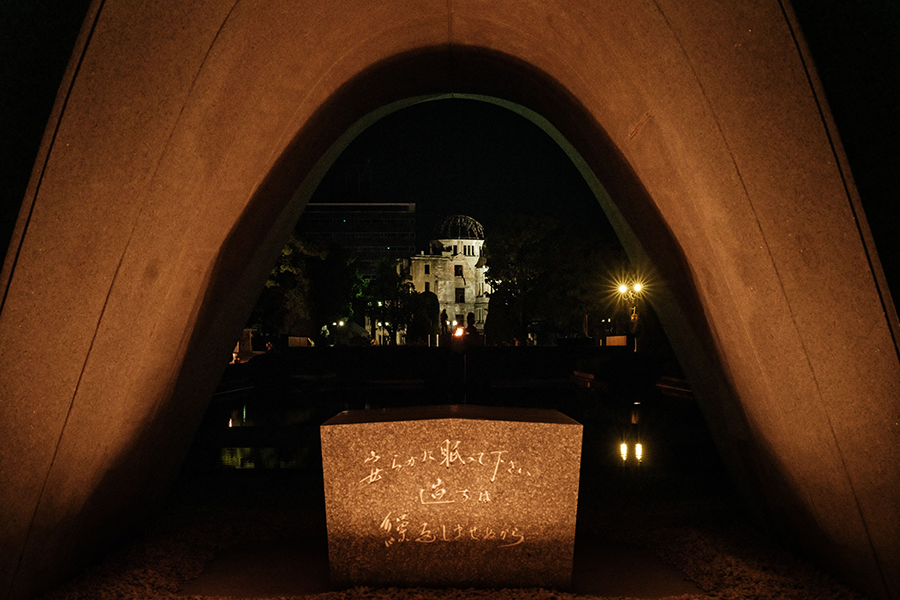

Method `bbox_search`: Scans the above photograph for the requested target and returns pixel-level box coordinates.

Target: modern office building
[296,203,416,276]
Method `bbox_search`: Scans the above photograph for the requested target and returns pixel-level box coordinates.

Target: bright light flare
[614,278,647,298]
[620,443,628,462]
[635,443,643,462]
[454,327,464,337]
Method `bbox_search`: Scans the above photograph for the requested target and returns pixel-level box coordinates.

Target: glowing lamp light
[338,320,345,327]
[454,327,464,337]
[616,280,646,298]
[635,443,643,462]
[620,443,628,462]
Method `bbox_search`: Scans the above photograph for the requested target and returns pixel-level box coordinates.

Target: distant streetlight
[616,277,647,351]
[616,279,645,309]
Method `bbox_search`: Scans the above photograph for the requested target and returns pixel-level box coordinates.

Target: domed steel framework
[434,214,485,240]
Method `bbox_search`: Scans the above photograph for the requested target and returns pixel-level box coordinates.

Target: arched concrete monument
[1,1,898,599]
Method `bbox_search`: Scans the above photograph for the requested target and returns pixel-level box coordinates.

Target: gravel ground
[35,463,871,600]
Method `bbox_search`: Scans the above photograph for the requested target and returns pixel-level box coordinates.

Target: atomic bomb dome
[434,214,485,241]
[407,215,492,343]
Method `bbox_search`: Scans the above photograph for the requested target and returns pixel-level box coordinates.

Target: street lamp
[616,278,646,351]
[616,279,645,308]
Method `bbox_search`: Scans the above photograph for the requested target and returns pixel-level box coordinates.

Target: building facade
[409,215,491,332]
[295,203,416,277]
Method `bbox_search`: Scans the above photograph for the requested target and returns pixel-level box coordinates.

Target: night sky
[2,1,898,294]
[310,99,614,249]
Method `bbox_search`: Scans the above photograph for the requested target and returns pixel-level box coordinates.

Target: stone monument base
[320,404,583,589]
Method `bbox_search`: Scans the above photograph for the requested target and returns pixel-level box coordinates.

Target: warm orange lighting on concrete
[2,2,898,599]
[321,405,582,588]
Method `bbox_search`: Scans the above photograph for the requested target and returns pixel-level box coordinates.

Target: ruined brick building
[409,215,492,333]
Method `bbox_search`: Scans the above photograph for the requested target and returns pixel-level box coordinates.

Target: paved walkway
[36,467,866,600]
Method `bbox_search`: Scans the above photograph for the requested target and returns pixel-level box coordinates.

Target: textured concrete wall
[1,1,897,599]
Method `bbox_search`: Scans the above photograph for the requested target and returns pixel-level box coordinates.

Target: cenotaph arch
[1,1,897,599]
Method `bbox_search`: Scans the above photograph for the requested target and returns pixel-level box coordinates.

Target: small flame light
[454,327,464,337]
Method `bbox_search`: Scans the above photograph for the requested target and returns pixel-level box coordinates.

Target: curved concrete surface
[1,1,898,599]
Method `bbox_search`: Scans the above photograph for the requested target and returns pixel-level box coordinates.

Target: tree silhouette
[485,213,629,344]
[248,234,365,340]
[363,257,415,344]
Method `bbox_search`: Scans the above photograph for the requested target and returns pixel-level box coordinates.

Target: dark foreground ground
[36,347,872,600]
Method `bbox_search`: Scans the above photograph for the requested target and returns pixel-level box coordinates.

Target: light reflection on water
[193,349,710,473]
[220,447,310,469]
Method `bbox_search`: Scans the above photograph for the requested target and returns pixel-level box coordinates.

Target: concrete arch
[1,1,898,599]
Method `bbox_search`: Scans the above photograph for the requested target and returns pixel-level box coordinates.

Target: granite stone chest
[320,405,583,589]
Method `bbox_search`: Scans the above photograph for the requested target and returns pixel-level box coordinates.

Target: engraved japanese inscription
[320,405,583,589]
